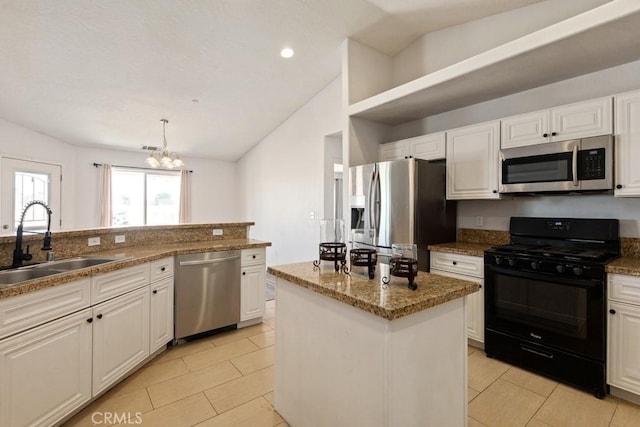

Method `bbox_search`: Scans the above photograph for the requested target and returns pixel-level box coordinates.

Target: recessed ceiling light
[280,48,294,59]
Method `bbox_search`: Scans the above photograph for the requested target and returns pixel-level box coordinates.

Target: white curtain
[99,164,112,227]
[179,169,191,223]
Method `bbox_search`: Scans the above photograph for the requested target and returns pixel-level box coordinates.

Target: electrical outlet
[88,237,101,246]
[309,211,315,219]
[212,229,223,236]
[475,216,484,227]
[115,235,126,243]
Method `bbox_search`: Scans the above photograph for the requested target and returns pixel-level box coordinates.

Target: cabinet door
[150,277,174,353]
[379,141,408,161]
[92,287,150,396]
[501,110,550,148]
[608,301,640,394]
[0,309,92,427]
[446,121,500,200]
[550,97,612,142]
[409,132,446,160]
[241,265,266,322]
[615,90,640,196]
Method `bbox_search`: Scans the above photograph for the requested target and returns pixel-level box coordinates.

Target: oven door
[500,139,579,193]
[485,265,605,359]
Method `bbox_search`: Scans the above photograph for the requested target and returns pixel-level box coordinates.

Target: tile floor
[64,300,640,427]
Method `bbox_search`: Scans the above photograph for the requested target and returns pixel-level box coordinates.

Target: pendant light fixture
[145,119,184,168]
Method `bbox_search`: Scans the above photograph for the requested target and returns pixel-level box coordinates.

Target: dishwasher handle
[178,255,240,266]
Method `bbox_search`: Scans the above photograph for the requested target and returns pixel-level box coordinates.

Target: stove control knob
[556,264,566,273]
[494,256,502,265]
[573,267,584,276]
[508,258,516,267]
[531,261,541,270]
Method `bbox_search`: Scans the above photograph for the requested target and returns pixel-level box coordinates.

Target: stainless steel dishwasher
[174,250,241,341]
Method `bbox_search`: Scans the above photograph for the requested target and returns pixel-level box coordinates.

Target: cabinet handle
[492,190,497,193]
[153,289,158,294]
[87,318,93,323]
[609,309,616,315]
[161,267,166,271]
[242,272,246,275]
[616,184,622,189]
[551,132,557,136]
[479,285,482,288]
[252,255,256,259]
[97,314,103,319]
[452,261,457,265]
[543,133,549,138]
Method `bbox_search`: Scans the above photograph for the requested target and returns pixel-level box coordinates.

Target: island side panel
[274,278,467,427]
[274,278,388,427]
[387,297,467,426]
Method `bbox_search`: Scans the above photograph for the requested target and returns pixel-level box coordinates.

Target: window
[111,168,181,226]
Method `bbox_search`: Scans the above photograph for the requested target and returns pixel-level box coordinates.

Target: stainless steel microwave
[499,135,614,194]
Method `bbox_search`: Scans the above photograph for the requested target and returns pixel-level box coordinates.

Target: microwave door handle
[572,145,579,187]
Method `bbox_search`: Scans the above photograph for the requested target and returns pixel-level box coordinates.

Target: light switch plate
[88,237,101,246]
[212,229,223,236]
[115,235,125,243]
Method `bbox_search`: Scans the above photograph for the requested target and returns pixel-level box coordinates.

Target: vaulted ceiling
[0,0,542,161]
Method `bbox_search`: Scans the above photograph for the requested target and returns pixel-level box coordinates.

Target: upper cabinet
[614,89,640,197]
[501,97,613,149]
[379,132,446,161]
[446,121,500,200]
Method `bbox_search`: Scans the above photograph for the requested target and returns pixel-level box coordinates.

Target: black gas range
[484,217,620,398]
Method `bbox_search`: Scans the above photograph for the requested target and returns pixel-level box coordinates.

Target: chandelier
[145,119,184,168]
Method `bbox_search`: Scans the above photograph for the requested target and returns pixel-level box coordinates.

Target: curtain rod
[92,163,193,173]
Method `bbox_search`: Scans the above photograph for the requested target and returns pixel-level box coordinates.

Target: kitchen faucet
[12,200,53,268]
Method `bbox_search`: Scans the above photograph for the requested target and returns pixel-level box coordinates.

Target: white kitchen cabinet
[446,120,500,200]
[501,96,612,148]
[379,132,446,161]
[608,274,640,397]
[0,308,93,427]
[150,276,174,353]
[430,251,484,343]
[614,90,640,197]
[92,287,150,396]
[240,248,266,324]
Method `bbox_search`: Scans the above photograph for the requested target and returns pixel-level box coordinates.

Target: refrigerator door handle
[373,168,380,236]
[367,166,376,231]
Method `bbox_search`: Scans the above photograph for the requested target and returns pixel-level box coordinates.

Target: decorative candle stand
[313,242,348,272]
[313,219,348,273]
[350,248,377,279]
[382,257,419,290]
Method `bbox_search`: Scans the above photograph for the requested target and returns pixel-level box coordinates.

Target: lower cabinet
[0,308,93,427]
[608,273,640,397]
[430,251,484,343]
[92,287,150,396]
[240,248,266,324]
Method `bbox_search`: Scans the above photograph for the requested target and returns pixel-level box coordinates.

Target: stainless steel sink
[0,257,126,287]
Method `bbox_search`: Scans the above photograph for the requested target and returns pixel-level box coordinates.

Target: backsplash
[0,222,252,268]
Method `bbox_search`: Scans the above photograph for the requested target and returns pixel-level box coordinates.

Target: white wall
[238,77,342,266]
[0,118,240,230]
[392,0,610,86]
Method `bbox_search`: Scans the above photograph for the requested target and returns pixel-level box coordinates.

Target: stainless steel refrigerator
[349,158,456,271]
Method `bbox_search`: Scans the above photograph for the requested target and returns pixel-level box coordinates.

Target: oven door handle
[485,265,602,289]
[572,145,579,187]
[521,345,554,359]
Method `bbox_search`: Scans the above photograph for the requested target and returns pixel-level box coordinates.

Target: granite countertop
[606,256,640,276]
[0,239,271,300]
[428,242,494,257]
[268,261,480,321]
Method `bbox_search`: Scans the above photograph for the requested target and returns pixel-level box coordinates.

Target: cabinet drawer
[91,263,150,304]
[150,256,174,282]
[0,279,91,340]
[241,248,266,266]
[430,251,483,278]
[609,274,640,306]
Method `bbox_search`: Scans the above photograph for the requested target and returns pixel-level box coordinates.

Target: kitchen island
[267,261,480,427]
